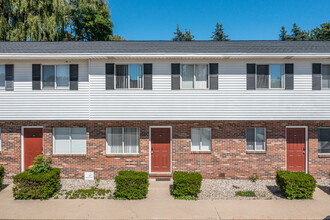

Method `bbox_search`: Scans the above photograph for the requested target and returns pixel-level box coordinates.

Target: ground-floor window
[106,128,140,154]
[191,128,211,151]
[318,128,330,153]
[246,128,266,151]
[53,128,86,154]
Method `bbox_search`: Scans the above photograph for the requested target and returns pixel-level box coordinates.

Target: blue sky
[109,0,330,40]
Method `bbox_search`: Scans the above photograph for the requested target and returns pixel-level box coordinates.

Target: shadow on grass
[266,185,287,199]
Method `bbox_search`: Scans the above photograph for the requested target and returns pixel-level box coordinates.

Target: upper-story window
[116,64,143,89]
[42,65,69,89]
[322,65,330,89]
[0,65,4,88]
[181,64,208,89]
[257,64,284,89]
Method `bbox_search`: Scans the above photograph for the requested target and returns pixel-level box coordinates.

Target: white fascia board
[0,53,330,60]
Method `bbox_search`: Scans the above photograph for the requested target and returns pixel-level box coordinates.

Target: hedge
[114,170,149,200]
[276,170,317,199]
[0,166,4,189]
[172,171,202,199]
[12,168,61,200]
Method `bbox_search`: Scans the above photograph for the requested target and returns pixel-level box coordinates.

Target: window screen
[257,65,269,88]
[0,65,5,87]
[318,128,330,153]
[56,65,69,88]
[107,128,140,154]
[54,128,86,154]
[116,65,128,88]
[42,65,55,89]
[322,65,330,89]
[270,64,283,88]
[191,128,211,151]
[246,128,266,151]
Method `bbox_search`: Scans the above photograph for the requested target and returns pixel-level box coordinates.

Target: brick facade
[0,120,329,179]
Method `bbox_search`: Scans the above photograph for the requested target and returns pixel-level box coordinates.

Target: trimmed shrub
[114,170,149,200]
[0,166,4,189]
[276,170,316,199]
[172,171,202,199]
[12,168,61,200]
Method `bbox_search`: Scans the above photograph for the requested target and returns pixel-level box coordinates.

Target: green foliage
[0,166,4,189]
[279,26,291,41]
[172,24,195,41]
[211,22,229,41]
[279,21,330,41]
[114,170,149,200]
[276,170,316,200]
[0,0,117,41]
[28,155,52,175]
[70,0,113,41]
[12,168,61,200]
[172,171,202,199]
[249,174,259,183]
[109,34,126,41]
[235,190,256,197]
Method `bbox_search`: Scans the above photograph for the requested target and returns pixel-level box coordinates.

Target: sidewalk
[0,180,329,219]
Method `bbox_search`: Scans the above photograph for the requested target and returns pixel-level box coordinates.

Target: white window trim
[321,64,330,90]
[318,127,330,154]
[256,64,285,90]
[53,128,86,155]
[246,128,266,151]
[191,128,212,152]
[106,128,140,155]
[180,64,209,90]
[41,64,70,90]
[114,64,144,90]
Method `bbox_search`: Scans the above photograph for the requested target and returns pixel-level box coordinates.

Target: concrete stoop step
[149,173,172,181]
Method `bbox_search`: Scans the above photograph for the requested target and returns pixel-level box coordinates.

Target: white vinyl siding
[191,128,211,151]
[246,128,266,151]
[318,128,330,154]
[106,128,140,154]
[54,128,86,154]
[0,60,89,120]
[88,59,330,120]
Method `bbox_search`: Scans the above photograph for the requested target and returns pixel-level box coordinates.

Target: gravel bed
[199,179,330,200]
[53,179,115,199]
[199,179,285,200]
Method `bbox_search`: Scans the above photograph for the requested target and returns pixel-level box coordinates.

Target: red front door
[286,128,306,172]
[151,128,171,172]
[24,128,43,170]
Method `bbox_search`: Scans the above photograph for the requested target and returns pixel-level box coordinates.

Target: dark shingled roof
[0,41,330,54]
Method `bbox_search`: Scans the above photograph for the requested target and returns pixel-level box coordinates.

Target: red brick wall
[0,120,329,179]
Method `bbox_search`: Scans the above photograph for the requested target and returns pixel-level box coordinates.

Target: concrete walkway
[0,180,329,219]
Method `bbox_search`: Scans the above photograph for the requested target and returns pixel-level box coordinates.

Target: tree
[172,24,184,41]
[109,34,126,41]
[69,0,113,41]
[172,24,194,41]
[279,26,290,41]
[310,21,330,41]
[291,23,309,41]
[0,0,118,41]
[211,22,229,41]
[183,29,194,41]
[0,0,69,41]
